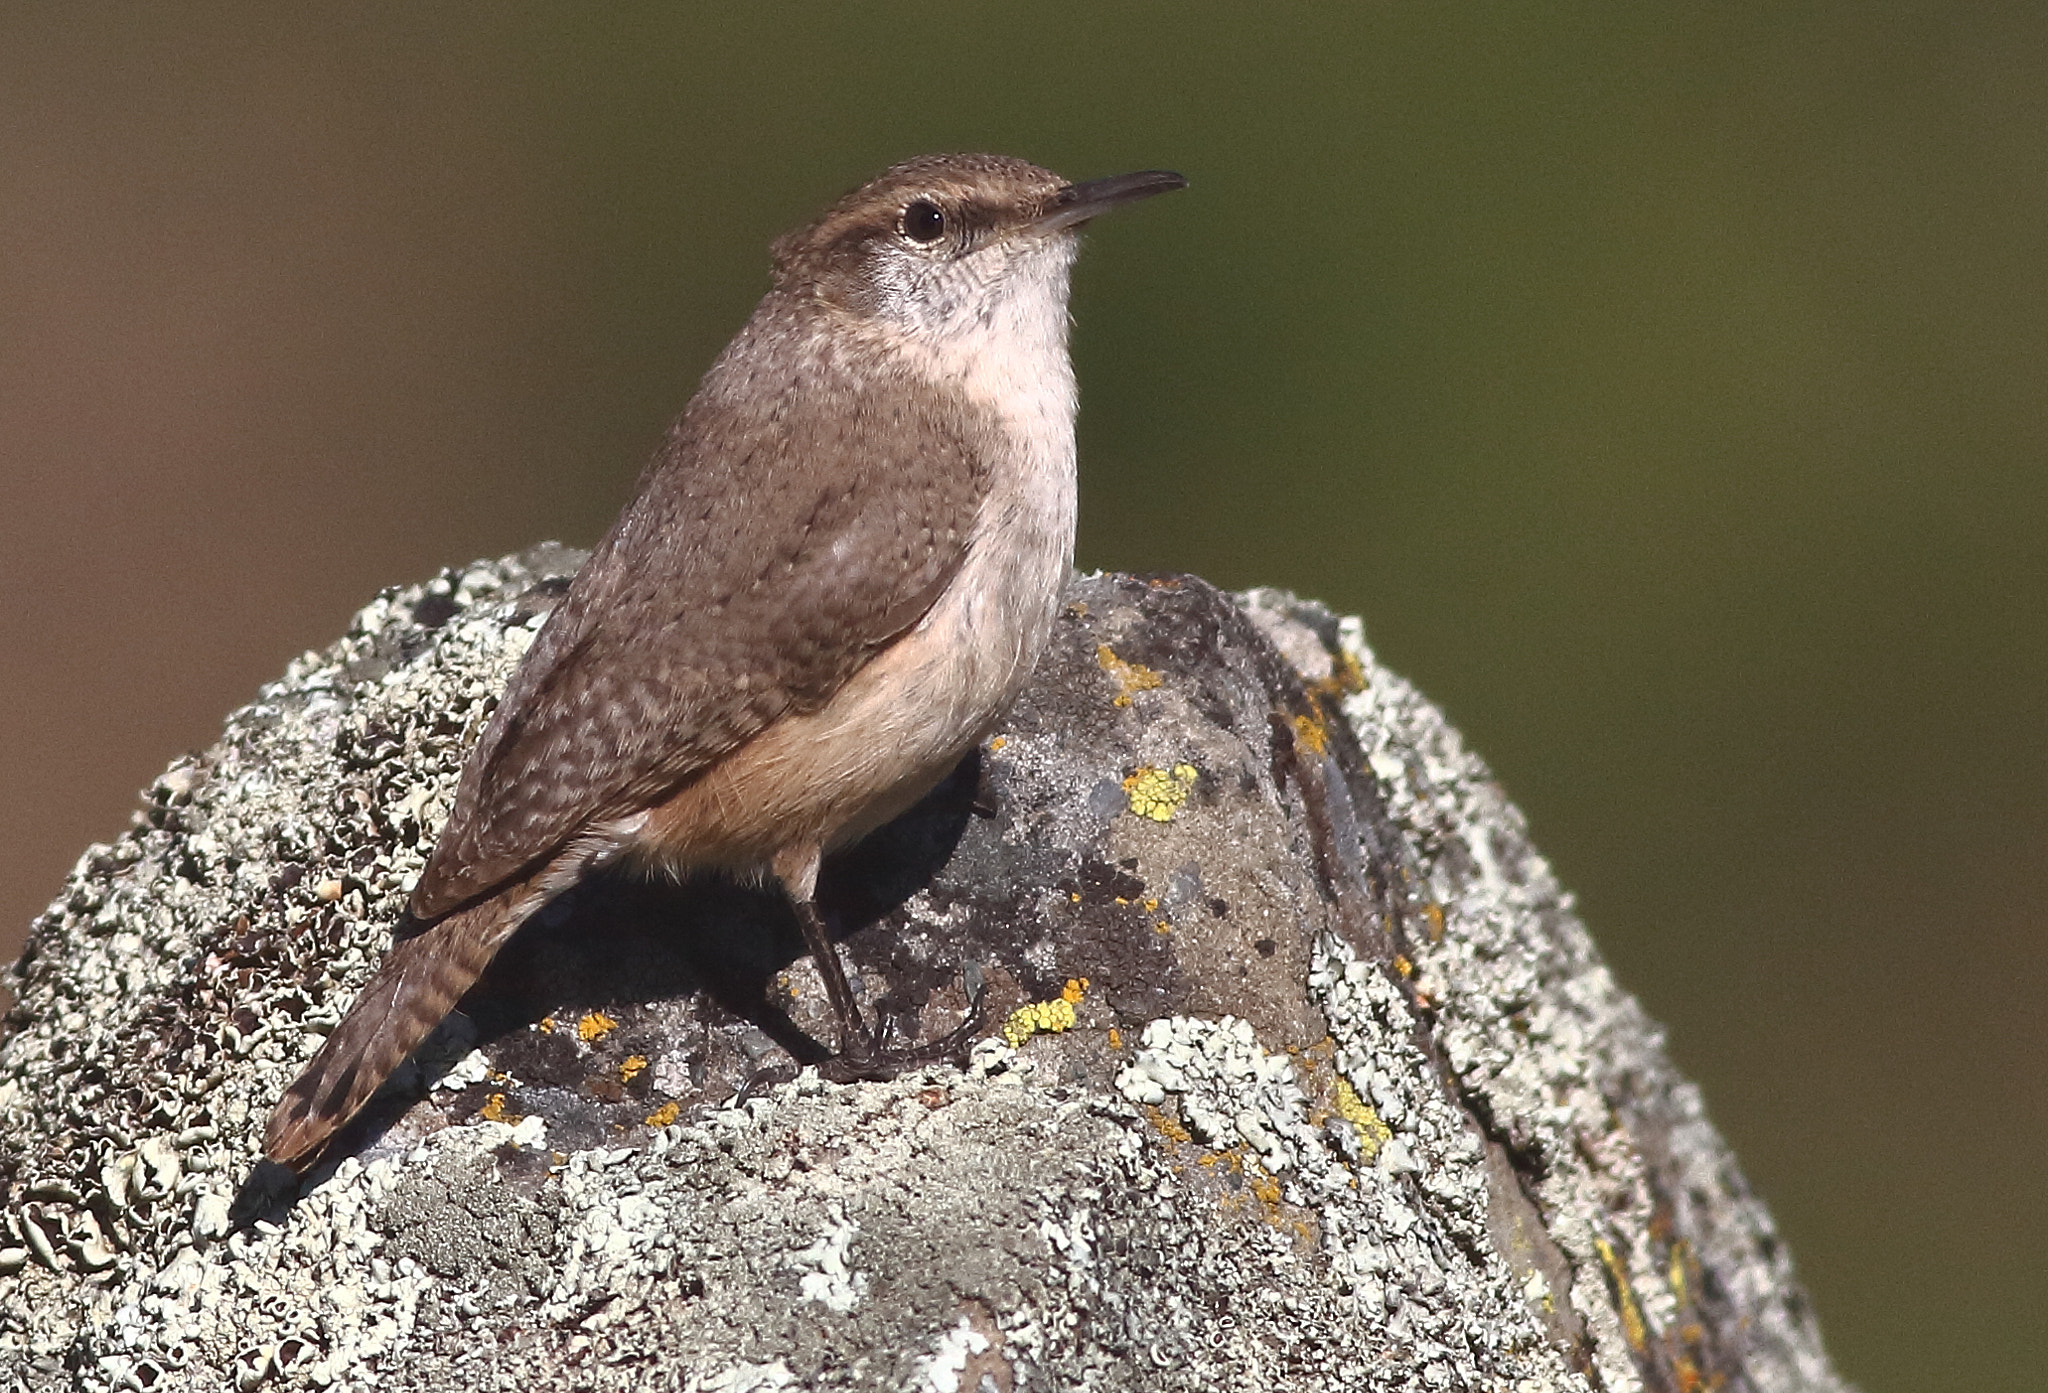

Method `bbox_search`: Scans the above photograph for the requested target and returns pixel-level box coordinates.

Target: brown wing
[409,323,991,920]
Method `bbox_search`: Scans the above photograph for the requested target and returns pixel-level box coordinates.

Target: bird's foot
[816,980,988,1083]
[736,1061,799,1105]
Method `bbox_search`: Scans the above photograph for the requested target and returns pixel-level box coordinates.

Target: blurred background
[2,5,2040,1387]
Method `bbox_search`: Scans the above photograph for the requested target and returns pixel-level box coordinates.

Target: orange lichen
[1096,644,1164,707]
[1144,1104,1192,1145]
[1422,902,1446,943]
[577,1011,618,1043]
[644,1101,680,1128]
[619,1055,649,1084]
[478,1092,521,1125]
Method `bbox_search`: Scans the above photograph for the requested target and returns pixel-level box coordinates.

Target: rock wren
[265,154,1185,1165]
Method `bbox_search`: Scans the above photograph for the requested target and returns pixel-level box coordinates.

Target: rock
[0,548,1849,1392]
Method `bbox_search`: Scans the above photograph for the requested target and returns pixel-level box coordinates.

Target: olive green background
[3,6,2040,1389]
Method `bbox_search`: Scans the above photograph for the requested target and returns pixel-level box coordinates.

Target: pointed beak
[1036,169,1188,232]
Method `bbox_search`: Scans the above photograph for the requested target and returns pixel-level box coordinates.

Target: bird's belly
[631,502,1072,876]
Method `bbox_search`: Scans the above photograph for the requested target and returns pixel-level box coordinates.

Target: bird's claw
[818,978,988,1083]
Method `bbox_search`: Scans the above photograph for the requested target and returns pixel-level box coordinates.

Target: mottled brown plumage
[266,154,1185,1167]
[411,357,992,919]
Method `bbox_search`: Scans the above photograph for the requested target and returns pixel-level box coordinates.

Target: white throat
[901,233,1081,461]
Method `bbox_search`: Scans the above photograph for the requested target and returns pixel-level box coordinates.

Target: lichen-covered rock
[0,551,1849,1392]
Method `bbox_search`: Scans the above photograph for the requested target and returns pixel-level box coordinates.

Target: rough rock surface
[0,549,1850,1392]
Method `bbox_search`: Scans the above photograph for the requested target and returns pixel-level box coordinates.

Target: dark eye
[901,199,946,244]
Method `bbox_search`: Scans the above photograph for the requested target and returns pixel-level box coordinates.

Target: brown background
[2,8,2041,1390]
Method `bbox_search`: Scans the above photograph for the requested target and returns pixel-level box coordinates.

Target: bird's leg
[967,746,1000,819]
[772,843,985,1083]
[787,891,879,1059]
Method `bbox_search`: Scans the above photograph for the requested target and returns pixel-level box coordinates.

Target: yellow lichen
[987,735,1006,752]
[1307,649,1368,701]
[1336,648,1367,693]
[478,1092,521,1125]
[1002,997,1078,1048]
[1123,763,1198,822]
[1096,643,1164,707]
[1107,1026,1123,1050]
[619,1055,648,1084]
[644,1101,681,1128]
[1332,1077,1392,1161]
[1596,1237,1650,1352]
[538,1015,557,1034]
[577,1011,618,1043]
[1291,712,1329,756]
[1669,1239,1694,1309]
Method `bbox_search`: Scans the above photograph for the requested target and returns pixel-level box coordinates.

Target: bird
[264,153,1186,1166]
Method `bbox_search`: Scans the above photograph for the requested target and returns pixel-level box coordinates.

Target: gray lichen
[0,551,1849,1392]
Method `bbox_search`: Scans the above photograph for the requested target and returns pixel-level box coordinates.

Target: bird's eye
[901,199,946,244]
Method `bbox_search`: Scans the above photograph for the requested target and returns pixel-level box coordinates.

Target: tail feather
[264,885,535,1166]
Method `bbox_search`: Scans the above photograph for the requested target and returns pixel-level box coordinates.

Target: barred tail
[263,882,537,1166]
